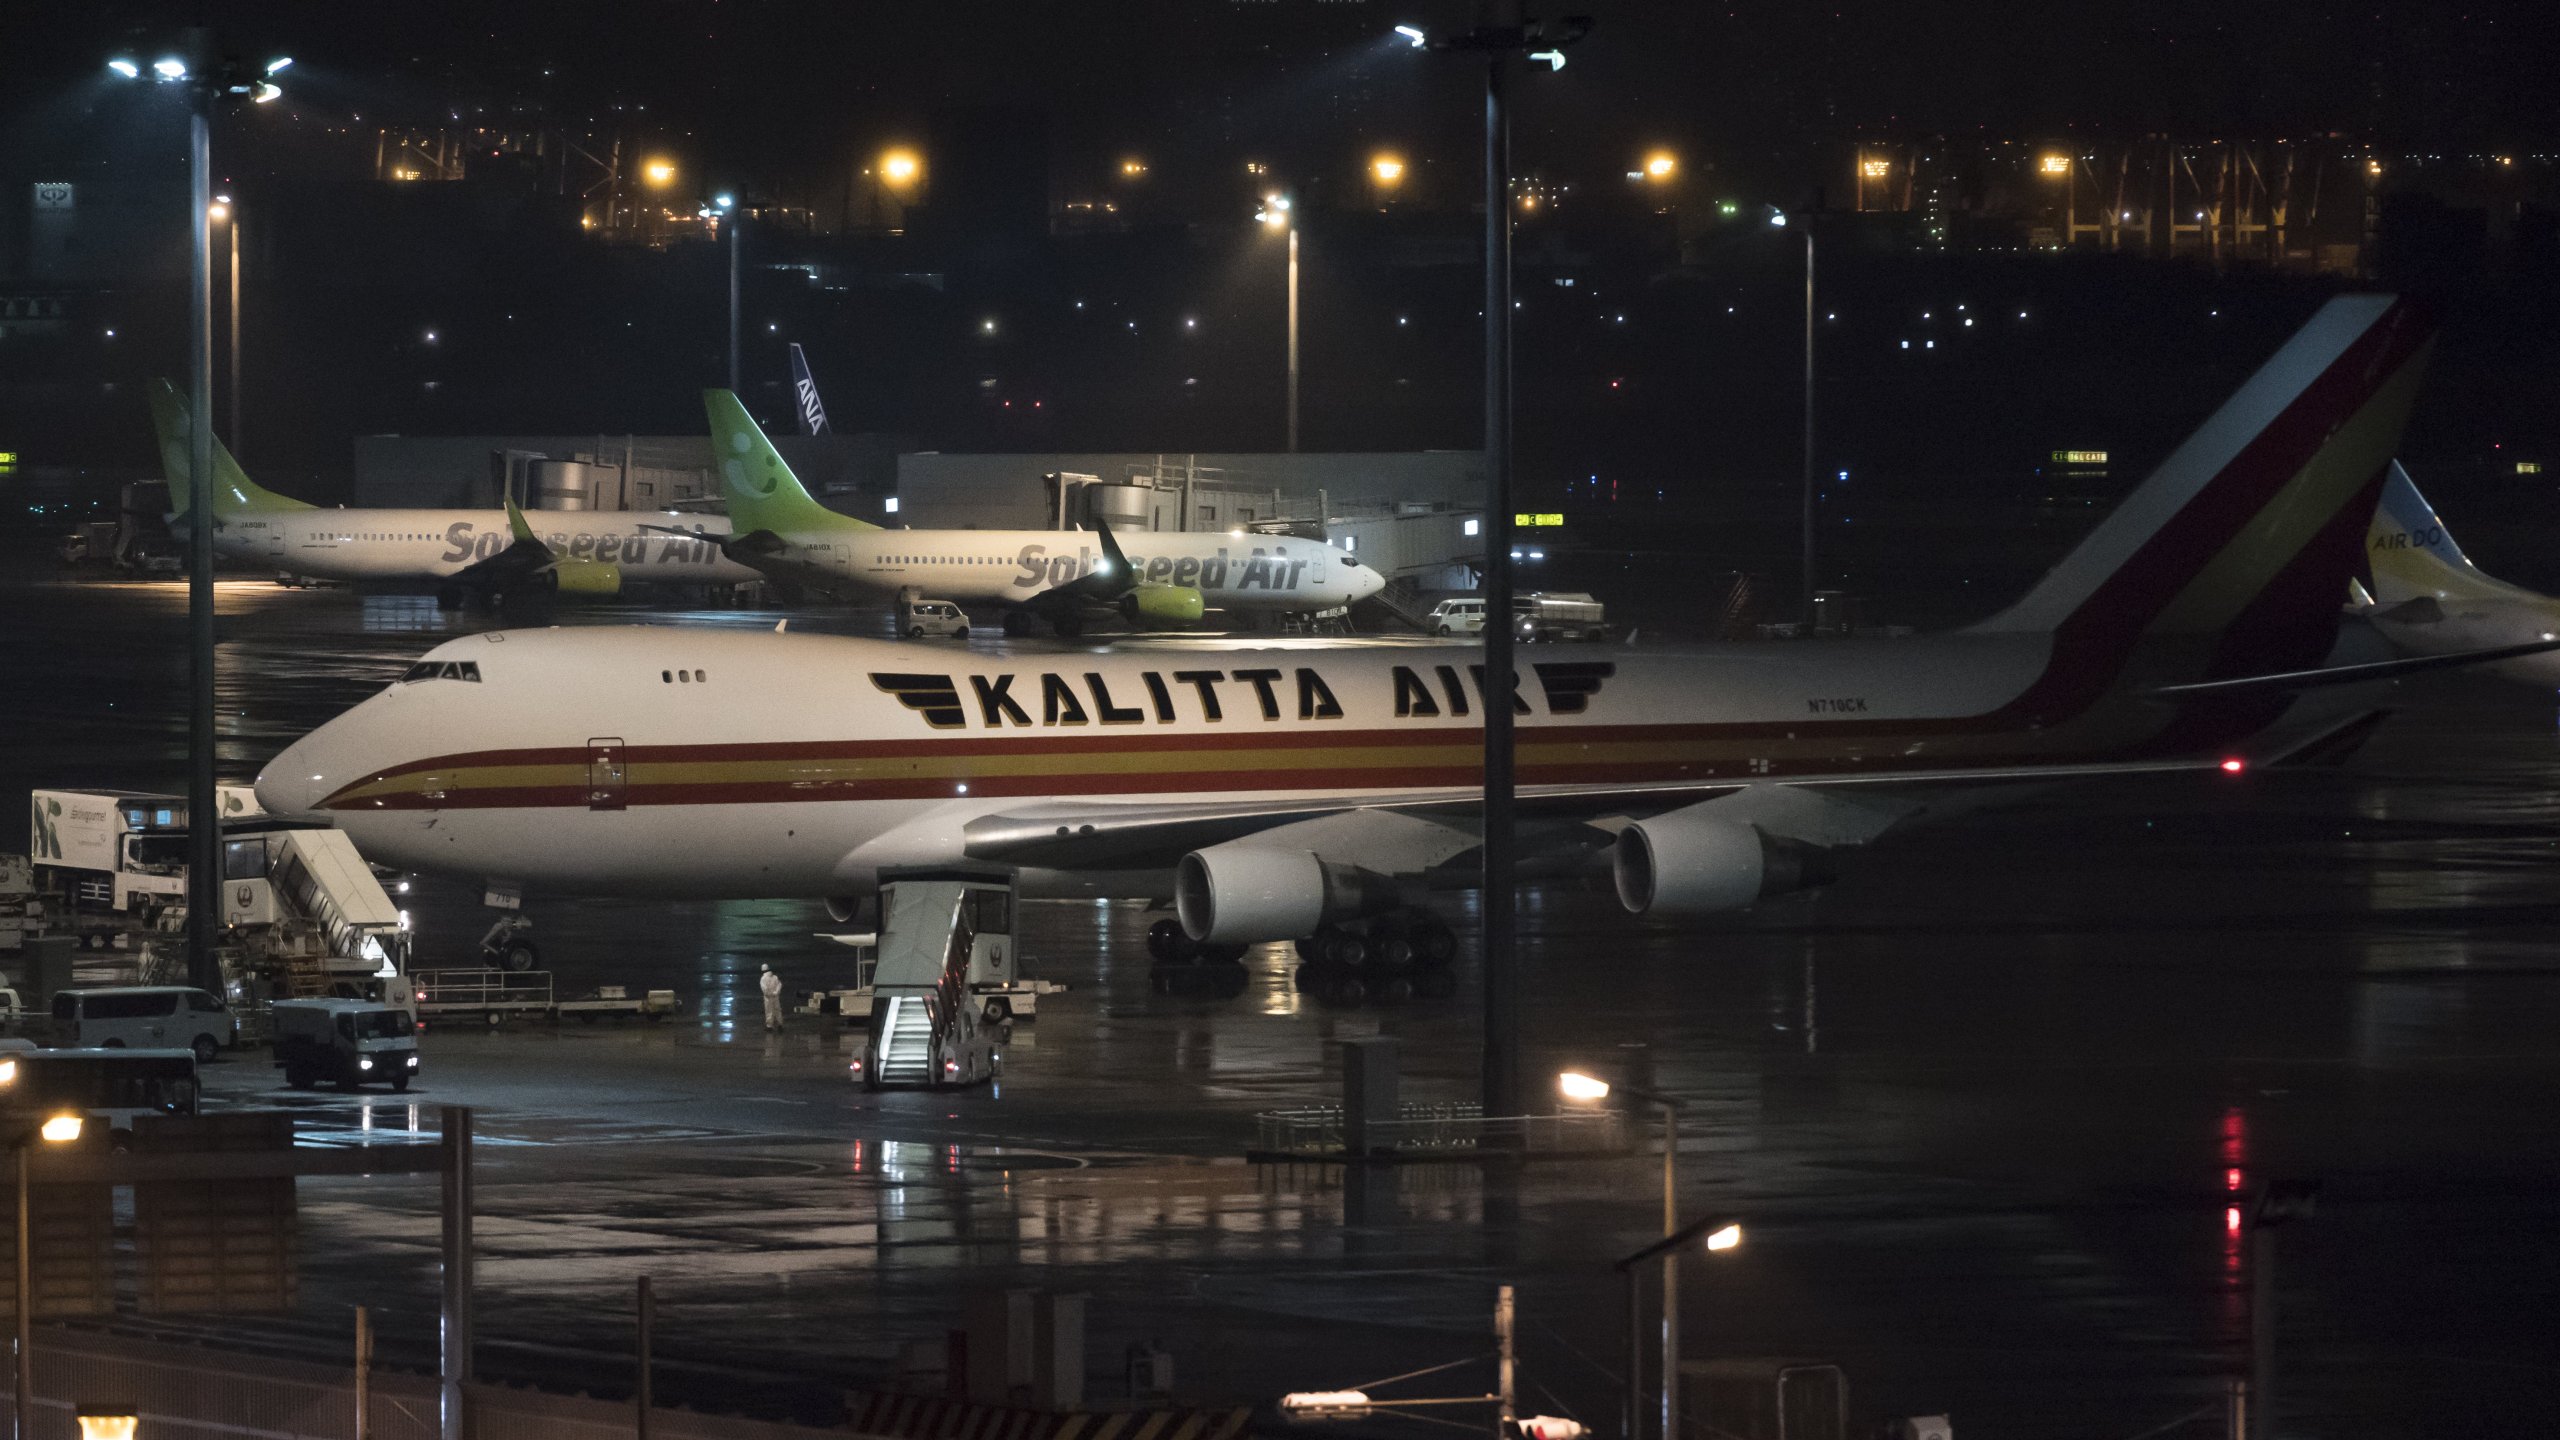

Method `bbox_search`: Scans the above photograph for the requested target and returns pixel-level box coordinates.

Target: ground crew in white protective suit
[759,963,783,1031]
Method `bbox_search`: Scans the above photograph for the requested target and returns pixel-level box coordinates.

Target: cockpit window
[401,660,483,683]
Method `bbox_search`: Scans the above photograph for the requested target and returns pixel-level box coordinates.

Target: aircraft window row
[662,669,708,684]
[401,660,482,683]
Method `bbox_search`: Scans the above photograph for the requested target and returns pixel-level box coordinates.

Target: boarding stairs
[874,996,937,1085]
[1350,577,1434,634]
[854,872,1004,1090]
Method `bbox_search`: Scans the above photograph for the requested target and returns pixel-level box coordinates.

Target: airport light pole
[1612,1215,1743,1440]
[2246,1181,2319,1440]
[1255,194,1299,451]
[1768,208,1816,630]
[108,42,287,993]
[13,1113,88,1440]
[1563,1072,1682,1440]
[1402,6,1589,1127]
[715,193,740,393]
[213,195,242,462]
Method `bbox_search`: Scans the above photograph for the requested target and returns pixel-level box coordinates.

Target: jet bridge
[849,865,1016,1090]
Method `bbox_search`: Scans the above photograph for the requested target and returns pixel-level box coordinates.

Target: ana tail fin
[1970,296,2434,680]
[702,388,872,535]
[788,344,831,436]
[146,378,313,520]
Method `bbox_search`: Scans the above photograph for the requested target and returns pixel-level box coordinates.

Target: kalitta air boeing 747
[145,380,758,606]
[260,298,2536,963]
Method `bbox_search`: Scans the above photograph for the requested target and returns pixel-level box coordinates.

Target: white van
[49,987,236,1062]
[1425,598,1487,636]
[902,599,971,640]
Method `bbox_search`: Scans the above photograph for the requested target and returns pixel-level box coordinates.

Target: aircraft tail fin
[1969,296,2434,686]
[146,378,314,520]
[2366,462,2506,604]
[788,344,831,436]
[702,388,875,535]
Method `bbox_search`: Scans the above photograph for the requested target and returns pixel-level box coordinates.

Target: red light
[2226,1206,2243,1233]
[2220,758,2245,774]
[2226,1167,2242,1191]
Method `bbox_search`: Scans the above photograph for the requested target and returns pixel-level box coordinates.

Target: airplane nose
[256,730,338,819]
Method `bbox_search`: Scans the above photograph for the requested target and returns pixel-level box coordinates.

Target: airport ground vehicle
[49,986,234,1062]
[848,867,1016,1090]
[0,1044,201,1134]
[271,997,419,1091]
[903,600,971,640]
[1514,592,1606,642]
[28,787,253,919]
[1426,598,1486,636]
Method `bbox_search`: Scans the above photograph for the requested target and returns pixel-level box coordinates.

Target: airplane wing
[446,500,563,590]
[953,753,2232,874]
[453,500,622,595]
[637,523,855,597]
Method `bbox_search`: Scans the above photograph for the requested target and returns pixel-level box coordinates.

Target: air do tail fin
[146,378,313,520]
[2366,463,2508,604]
[1969,296,2434,680]
[702,388,873,536]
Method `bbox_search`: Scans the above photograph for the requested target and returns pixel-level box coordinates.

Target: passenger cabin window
[402,660,483,683]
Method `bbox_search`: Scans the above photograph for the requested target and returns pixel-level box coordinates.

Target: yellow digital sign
[2051,449,2109,466]
[1513,512,1564,528]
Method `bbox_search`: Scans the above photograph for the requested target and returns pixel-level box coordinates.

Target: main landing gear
[1143,910,1460,1008]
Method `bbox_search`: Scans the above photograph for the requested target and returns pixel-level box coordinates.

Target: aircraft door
[587,737,628,811]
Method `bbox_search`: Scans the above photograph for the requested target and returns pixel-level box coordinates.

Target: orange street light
[1643,152,1676,181]
[880,148,921,188]
[1371,152,1406,186]
[642,158,677,188]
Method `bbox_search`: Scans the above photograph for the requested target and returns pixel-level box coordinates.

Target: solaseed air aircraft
[145,379,756,606]
[667,389,1387,635]
[2353,463,2560,686]
[264,297,2529,964]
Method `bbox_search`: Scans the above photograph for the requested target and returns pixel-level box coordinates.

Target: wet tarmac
[10,555,2560,1437]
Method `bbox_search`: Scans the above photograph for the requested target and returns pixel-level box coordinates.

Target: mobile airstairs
[847,866,1020,1091]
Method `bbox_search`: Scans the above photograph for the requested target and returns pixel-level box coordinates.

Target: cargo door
[586,738,627,811]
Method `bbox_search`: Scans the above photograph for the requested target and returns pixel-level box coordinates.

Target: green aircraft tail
[702,388,874,536]
[146,378,313,519]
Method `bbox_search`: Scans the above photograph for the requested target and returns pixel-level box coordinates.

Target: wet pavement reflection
[8,558,2560,1437]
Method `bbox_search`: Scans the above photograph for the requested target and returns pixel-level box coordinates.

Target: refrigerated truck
[27,786,262,917]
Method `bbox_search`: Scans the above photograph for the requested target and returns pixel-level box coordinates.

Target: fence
[1253,1103,1628,1160]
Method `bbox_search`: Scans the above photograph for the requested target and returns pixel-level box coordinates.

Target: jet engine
[825,894,870,926]
[1175,842,1399,943]
[1121,583,1207,626]
[547,559,623,596]
[1613,807,1835,917]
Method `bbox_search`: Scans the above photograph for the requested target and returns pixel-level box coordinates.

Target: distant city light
[713,192,735,209]
[980,317,997,334]
[2039,154,2070,176]
[881,149,921,187]
[107,59,141,79]
[152,57,187,80]
[1859,157,1890,179]
[642,159,676,188]
[1643,152,1676,180]
[1394,23,1427,47]
[1370,152,1405,186]
[1120,158,1147,177]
